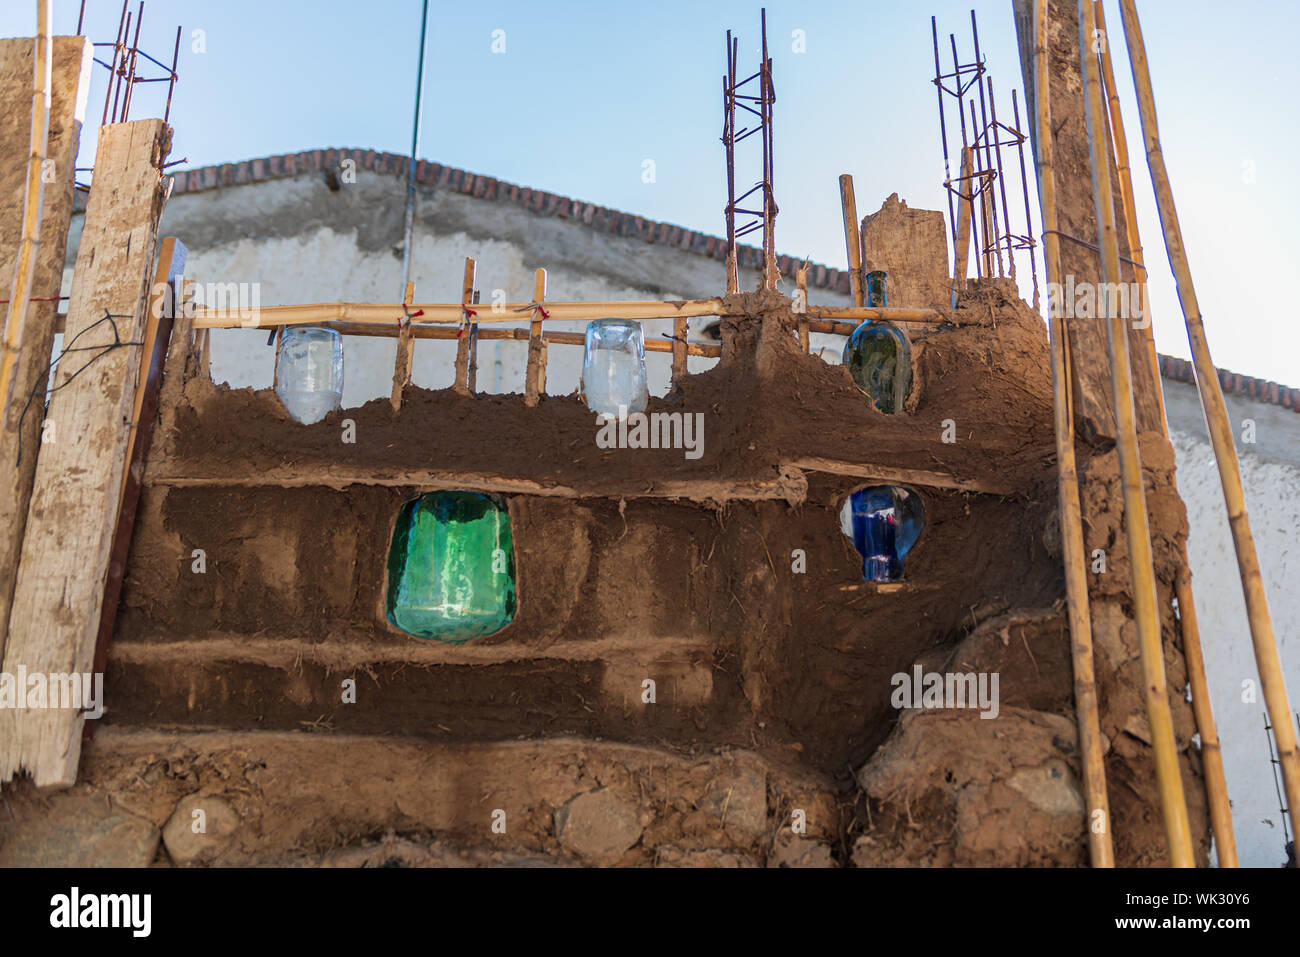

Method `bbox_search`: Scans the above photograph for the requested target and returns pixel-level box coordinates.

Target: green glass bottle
[843,270,912,414]
[385,491,516,642]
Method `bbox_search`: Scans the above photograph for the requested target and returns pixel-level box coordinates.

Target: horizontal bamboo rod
[190,299,950,331]
[192,298,728,329]
[322,321,721,357]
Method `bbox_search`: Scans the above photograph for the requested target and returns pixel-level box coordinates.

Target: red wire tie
[0,295,66,304]
[535,304,550,319]
[457,307,478,338]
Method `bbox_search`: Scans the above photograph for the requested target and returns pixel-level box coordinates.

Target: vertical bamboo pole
[525,267,547,405]
[1032,0,1114,869]
[796,262,809,352]
[390,280,416,411]
[1079,0,1194,867]
[1093,0,1237,867]
[1119,0,1300,847]
[453,257,475,395]
[839,174,864,307]
[0,0,53,428]
[951,147,975,309]
[1092,1,1162,421]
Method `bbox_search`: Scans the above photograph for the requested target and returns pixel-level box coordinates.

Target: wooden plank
[787,456,1013,496]
[1012,0,1163,443]
[524,268,547,406]
[389,280,416,411]
[0,119,170,788]
[0,36,93,663]
[147,466,810,504]
[91,238,185,703]
[0,9,53,426]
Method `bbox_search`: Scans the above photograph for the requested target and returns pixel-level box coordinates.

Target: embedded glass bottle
[386,491,517,642]
[844,485,925,583]
[274,326,344,424]
[581,318,649,417]
[842,270,912,414]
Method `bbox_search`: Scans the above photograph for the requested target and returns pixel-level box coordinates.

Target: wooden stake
[796,262,809,352]
[1032,0,1114,869]
[1120,0,1300,848]
[389,280,416,411]
[951,147,975,309]
[0,1,53,429]
[1094,0,1237,867]
[839,174,864,307]
[525,268,547,406]
[0,119,171,788]
[453,257,475,396]
[1080,0,1194,867]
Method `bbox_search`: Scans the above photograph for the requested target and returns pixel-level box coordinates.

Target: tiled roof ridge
[90,147,1297,413]
[162,146,856,296]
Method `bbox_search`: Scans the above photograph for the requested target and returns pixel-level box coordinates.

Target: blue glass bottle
[845,485,925,583]
[385,491,517,642]
[843,270,912,414]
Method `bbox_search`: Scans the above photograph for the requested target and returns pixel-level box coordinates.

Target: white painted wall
[1167,388,1300,869]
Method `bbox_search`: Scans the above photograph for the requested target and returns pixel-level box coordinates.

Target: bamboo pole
[321,322,722,357]
[839,174,864,307]
[1080,0,1194,867]
[796,262,809,352]
[1092,0,1162,422]
[0,0,53,429]
[1119,0,1300,847]
[1093,0,1237,867]
[951,147,975,309]
[190,300,946,330]
[1032,0,1114,869]
[524,268,547,405]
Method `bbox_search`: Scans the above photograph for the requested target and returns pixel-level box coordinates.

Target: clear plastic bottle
[843,270,912,414]
[274,326,344,424]
[581,318,649,417]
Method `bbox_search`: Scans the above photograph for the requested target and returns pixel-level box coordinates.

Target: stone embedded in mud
[163,794,241,866]
[554,788,643,865]
[768,830,835,868]
[0,793,158,868]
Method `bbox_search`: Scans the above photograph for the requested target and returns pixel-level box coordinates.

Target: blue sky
[5,0,1297,384]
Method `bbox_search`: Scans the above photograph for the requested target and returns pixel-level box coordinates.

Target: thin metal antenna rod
[399,0,431,302]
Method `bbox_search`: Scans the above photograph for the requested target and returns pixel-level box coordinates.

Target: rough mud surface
[0,281,1209,866]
